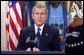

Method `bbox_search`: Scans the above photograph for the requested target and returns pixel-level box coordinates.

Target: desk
[1,51,65,54]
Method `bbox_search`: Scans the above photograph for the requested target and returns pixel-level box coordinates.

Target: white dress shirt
[34,24,44,35]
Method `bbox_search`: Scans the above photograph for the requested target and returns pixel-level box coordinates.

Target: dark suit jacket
[16,24,61,51]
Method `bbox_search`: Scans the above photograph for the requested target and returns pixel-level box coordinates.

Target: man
[16,4,61,51]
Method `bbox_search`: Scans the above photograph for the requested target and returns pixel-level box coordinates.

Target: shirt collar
[34,24,44,35]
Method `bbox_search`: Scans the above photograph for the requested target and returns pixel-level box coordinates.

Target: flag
[67,1,83,27]
[19,1,31,27]
[65,1,83,54]
[6,1,23,51]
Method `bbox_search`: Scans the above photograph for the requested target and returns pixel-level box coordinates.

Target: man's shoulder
[21,25,34,32]
[44,24,59,33]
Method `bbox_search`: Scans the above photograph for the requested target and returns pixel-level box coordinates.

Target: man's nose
[38,14,42,19]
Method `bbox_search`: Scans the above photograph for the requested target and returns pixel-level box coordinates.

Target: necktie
[37,28,41,48]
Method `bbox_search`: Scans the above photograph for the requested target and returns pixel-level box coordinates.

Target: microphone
[26,34,38,51]
[25,34,31,49]
[26,37,31,43]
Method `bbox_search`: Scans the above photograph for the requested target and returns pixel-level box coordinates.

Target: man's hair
[32,4,48,15]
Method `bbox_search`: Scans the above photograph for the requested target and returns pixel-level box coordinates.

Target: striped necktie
[37,28,41,48]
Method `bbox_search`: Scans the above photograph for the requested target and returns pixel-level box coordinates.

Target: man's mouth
[37,20,42,21]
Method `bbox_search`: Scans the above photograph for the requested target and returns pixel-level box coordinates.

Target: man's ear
[32,13,34,19]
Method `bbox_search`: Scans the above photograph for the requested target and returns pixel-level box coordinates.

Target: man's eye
[36,13,39,14]
[41,13,44,15]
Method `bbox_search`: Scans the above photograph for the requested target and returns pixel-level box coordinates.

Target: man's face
[32,8,47,26]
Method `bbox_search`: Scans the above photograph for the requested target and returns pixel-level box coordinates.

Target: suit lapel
[30,24,49,39]
[41,24,49,37]
[29,25,35,40]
